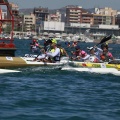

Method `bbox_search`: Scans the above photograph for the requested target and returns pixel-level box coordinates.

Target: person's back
[46,43,60,62]
[57,44,69,57]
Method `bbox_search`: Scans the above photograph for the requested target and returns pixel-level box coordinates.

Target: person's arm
[47,48,60,57]
[63,48,69,57]
[82,54,90,60]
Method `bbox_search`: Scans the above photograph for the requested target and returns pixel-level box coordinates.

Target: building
[7,3,20,31]
[48,10,61,22]
[66,6,93,25]
[7,3,19,19]
[66,6,82,24]
[23,13,35,32]
[93,7,117,25]
[33,7,49,34]
[115,11,120,27]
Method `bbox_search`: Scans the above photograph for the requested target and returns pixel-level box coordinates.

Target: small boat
[0,56,69,68]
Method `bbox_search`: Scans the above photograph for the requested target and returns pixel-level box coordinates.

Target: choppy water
[0,39,120,120]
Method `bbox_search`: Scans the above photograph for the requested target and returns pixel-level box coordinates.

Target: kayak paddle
[96,34,112,46]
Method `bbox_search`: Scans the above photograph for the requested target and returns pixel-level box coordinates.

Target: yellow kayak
[69,61,120,70]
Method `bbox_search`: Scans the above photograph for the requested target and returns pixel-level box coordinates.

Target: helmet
[52,39,57,44]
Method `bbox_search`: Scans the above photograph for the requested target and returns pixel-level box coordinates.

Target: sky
[8,0,120,10]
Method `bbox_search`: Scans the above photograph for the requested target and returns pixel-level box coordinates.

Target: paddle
[96,34,112,46]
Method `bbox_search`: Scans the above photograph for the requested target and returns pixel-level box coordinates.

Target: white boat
[0,69,20,74]
[61,67,120,76]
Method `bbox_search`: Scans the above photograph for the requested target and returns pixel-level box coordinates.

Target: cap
[75,46,80,50]
[87,47,94,51]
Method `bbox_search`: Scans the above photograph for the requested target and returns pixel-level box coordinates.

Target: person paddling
[71,45,90,61]
[100,43,114,62]
[87,47,100,62]
[57,44,69,57]
[46,42,61,63]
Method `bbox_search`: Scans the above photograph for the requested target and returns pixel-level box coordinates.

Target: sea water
[0,39,120,120]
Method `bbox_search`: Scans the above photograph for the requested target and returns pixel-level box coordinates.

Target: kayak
[61,67,120,76]
[0,69,20,74]
[0,56,69,68]
[69,60,120,70]
[62,60,120,76]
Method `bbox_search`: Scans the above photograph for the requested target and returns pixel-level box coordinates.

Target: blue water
[0,39,120,120]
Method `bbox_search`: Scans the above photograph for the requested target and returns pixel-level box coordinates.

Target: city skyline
[8,0,120,10]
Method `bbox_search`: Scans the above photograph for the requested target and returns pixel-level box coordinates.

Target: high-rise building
[66,6,93,25]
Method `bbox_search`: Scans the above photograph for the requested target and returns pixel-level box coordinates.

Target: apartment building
[66,6,82,24]
[48,10,61,22]
[81,10,93,25]
[23,13,35,32]
[66,6,93,25]
[33,7,49,22]
[93,7,117,25]
[33,7,49,33]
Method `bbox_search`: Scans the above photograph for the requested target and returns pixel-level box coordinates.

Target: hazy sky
[8,0,120,10]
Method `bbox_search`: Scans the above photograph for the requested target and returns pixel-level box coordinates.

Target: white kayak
[61,67,120,76]
[0,69,20,74]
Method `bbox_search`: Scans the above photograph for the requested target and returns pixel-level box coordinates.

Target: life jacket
[89,55,99,63]
[100,51,113,62]
[50,49,55,53]
[60,48,64,56]
[48,48,60,62]
[53,48,61,62]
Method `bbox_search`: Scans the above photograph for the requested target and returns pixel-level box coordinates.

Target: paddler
[57,44,69,57]
[100,43,114,62]
[46,41,61,62]
[71,45,90,61]
[72,40,78,47]
[87,47,100,63]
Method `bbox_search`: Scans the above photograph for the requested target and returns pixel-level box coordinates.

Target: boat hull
[0,57,67,68]
[62,67,120,76]
[69,61,120,70]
